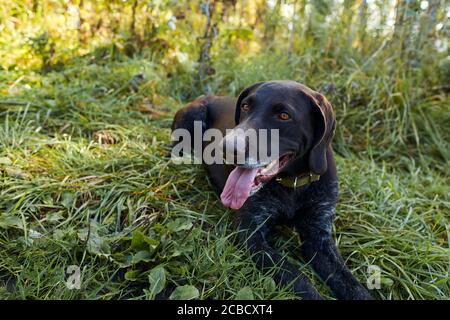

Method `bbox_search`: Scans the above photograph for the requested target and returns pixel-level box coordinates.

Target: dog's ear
[235,82,266,125]
[307,91,336,175]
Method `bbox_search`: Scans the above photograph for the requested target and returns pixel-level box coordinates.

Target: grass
[0,48,448,300]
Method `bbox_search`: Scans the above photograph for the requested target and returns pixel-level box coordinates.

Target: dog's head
[220,80,336,209]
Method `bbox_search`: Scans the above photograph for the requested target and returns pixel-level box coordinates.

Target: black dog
[171,81,372,300]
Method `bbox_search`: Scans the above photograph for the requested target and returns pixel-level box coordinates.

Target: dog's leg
[296,210,373,300]
[236,211,323,300]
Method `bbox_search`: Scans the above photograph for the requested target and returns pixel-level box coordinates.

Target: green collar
[275,172,320,189]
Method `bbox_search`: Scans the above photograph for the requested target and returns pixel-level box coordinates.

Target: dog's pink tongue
[220,167,259,210]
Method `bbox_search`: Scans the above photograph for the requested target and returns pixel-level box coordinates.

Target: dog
[171,80,372,300]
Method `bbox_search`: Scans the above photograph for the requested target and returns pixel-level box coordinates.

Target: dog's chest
[250,182,311,219]
[252,179,338,222]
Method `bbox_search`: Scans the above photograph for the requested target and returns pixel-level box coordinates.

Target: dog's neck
[275,151,323,189]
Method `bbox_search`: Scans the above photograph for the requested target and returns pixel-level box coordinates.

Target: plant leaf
[0,215,23,229]
[131,250,152,264]
[166,218,193,233]
[235,287,254,300]
[148,266,166,297]
[169,285,199,300]
[124,269,141,281]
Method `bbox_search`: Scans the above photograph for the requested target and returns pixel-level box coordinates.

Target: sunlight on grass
[0,0,448,300]
[0,57,448,299]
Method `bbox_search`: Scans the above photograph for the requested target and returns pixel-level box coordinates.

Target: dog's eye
[278,112,291,121]
[241,103,250,112]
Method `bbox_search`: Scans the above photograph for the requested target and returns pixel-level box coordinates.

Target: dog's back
[171,95,236,135]
[171,95,236,193]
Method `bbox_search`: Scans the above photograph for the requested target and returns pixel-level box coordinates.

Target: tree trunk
[32,0,38,13]
[130,0,139,40]
[263,0,281,45]
[288,0,298,56]
[197,0,217,93]
[78,0,85,44]
[357,0,368,50]
[417,0,439,50]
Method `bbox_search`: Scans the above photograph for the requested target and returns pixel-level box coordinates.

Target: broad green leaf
[169,285,199,300]
[235,287,254,300]
[130,230,159,251]
[130,230,146,249]
[0,215,23,229]
[45,211,64,223]
[131,250,152,264]
[262,277,276,292]
[381,277,394,287]
[111,252,133,268]
[77,224,111,255]
[148,266,166,297]
[124,269,141,281]
[0,157,12,165]
[61,192,75,209]
[166,218,193,232]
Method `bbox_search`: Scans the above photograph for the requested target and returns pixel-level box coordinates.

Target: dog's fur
[171,81,372,300]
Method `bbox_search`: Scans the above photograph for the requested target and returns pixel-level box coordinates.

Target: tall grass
[0,1,448,300]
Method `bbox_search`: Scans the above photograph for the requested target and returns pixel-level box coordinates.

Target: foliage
[0,0,448,300]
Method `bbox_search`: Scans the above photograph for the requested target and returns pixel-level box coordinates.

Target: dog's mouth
[220,153,293,210]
